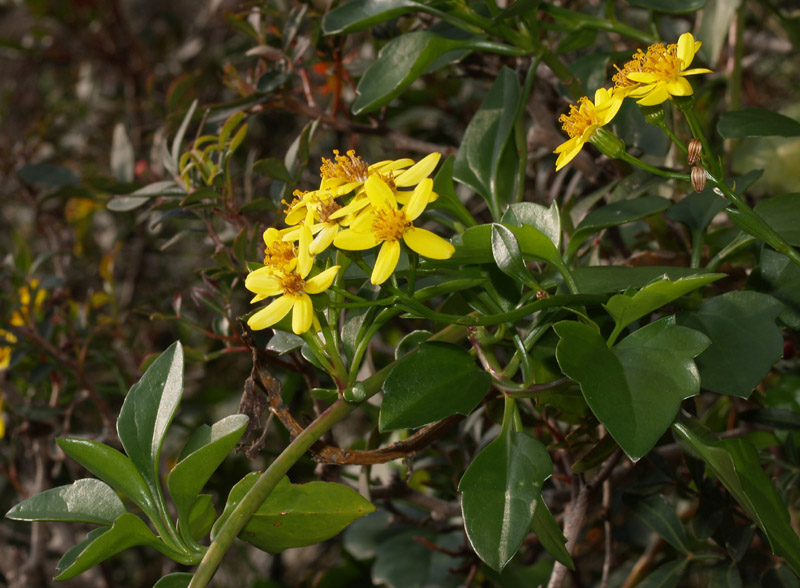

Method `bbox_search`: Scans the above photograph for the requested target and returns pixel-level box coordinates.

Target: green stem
[657,121,689,157]
[541,4,656,45]
[673,97,723,179]
[619,152,690,181]
[690,227,705,269]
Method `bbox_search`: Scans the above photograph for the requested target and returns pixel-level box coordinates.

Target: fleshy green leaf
[718,108,800,139]
[672,416,800,575]
[604,274,725,343]
[117,341,184,493]
[6,479,125,525]
[625,0,707,13]
[749,249,800,329]
[253,158,294,183]
[754,193,800,246]
[372,529,464,588]
[667,190,728,232]
[636,559,689,588]
[449,223,562,266]
[573,266,719,294]
[677,291,783,398]
[459,427,553,571]
[532,500,574,570]
[501,201,561,250]
[153,573,193,588]
[353,31,477,115]
[490,224,538,288]
[379,342,491,431]
[168,414,249,539]
[55,438,156,518]
[625,494,689,554]
[555,318,709,460]
[454,67,520,216]
[567,196,670,260]
[322,0,422,34]
[184,494,216,541]
[54,513,163,581]
[216,474,375,553]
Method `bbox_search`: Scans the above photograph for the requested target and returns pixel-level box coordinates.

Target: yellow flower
[245,263,340,335]
[612,33,713,106]
[0,329,16,372]
[554,87,624,172]
[283,190,352,255]
[333,175,455,285]
[10,280,47,326]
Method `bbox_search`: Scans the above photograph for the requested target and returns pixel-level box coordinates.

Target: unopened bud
[688,139,702,166]
[691,166,707,192]
[641,105,667,126]
[589,127,626,161]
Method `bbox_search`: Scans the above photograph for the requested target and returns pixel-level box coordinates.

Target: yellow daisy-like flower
[612,33,713,106]
[554,87,624,172]
[283,190,352,255]
[262,227,298,272]
[333,175,455,285]
[245,263,341,335]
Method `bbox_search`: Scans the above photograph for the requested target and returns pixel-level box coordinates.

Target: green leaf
[532,500,574,570]
[54,513,162,581]
[573,266,719,294]
[750,249,800,329]
[167,414,249,537]
[454,67,520,215]
[667,190,728,232]
[153,573,193,588]
[672,415,800,575]
[353,31,477,115]
[323,0,422,34]
[696,0,742,65]
[372,529,464,588]
[55,438,156,518]
[217,473,375,552]
[6,479,125,525]
[17,163,79,190]
[555,318,709,460]
[430,155,477,226]
[107,180,185,212]
[459,428,553,571]
[253,158,294,183]
[636,559,689,588]
[754,193,800,246]
[491,224,538,287]
[449,223,562,267]
[718,108,800,139]
[501,201,562,250]
[708,565,743,588]
[117,341,184,494]
[624,0,707,13]
[184,494,216,541]
[568,196,670,259]
[625,494,689,554]
[379,342,491,431]
[677,291,783,398]
[604,274,725,342]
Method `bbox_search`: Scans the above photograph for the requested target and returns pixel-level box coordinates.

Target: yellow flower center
[279,272,306,296]
[613,42,682,87]
[320,149,370,183]
[317,199,342,223]
[559,97,595,139]
[264,240,296,269]
[372,207,409,242]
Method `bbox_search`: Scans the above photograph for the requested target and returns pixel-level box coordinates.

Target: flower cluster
[245,150,454,334]
[554,33,712,171]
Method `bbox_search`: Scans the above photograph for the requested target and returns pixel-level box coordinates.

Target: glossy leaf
[567,196,670,259]
[217,473,375,553]
[54,513,162,580]
[117,341,184,492]
[55,438,156,518]
[555,318,709,460]
[750,249,800,329]
[184,494,216,541]
[491,224,538,287]
[636,559,689,588]
[323,0,421,34]
[672,416,800,575]
[153,573,193,588]
[573,266,719,294]
[718,108,800,139]
[372,529,464,588]
[667,190,728,232]
[168,414,249,535]
[353,31,477,115]
[380,342,490,431]
[604,274,724,342]
[454,67,520,215]
[501,201,561,250]
[754,193,800,246]
[532,500,574,570]
[449,223,562,266]
[626,494,689,553]
[677,291,783,397]
[6,479,125,525]
[459,428,552,571]
[253,158,293,183]
[625,0,707,13]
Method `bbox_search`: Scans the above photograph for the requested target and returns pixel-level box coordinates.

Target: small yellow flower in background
[245,263,341,335]
[333,175,455,285]
[612,33,712,106]
[554,87,624,172]
[11,280,47,326]
[0,392,6,438]
[0,330,16,372]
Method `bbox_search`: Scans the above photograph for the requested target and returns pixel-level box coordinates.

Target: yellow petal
[248,295,294,330]
[667,77,694,96]
[309,223,339,255]
[297,224,313,277]
[365,175,396,210]
[291,293,313,334]
[635,85,670,106]
[330,194,370,220]
[554,137,584,172]
[403,178,432,221]
[371,240,401,285]
[682,68,713,76]
[403,227,455,259]
[677,33,696,68]
[351,209,376,233]
[370,158,413,173]
[263,227,281,246]
[334,228,381,251]
[627,72,658,84]
[305,265,341,294]
[394,153,441,187]
[245,271,282,296]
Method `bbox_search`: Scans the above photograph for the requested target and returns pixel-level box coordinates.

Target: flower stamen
[320,149,370,183]
[372,208,409,242]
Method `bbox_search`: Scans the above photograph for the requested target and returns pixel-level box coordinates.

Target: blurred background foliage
[2,0,800,587]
